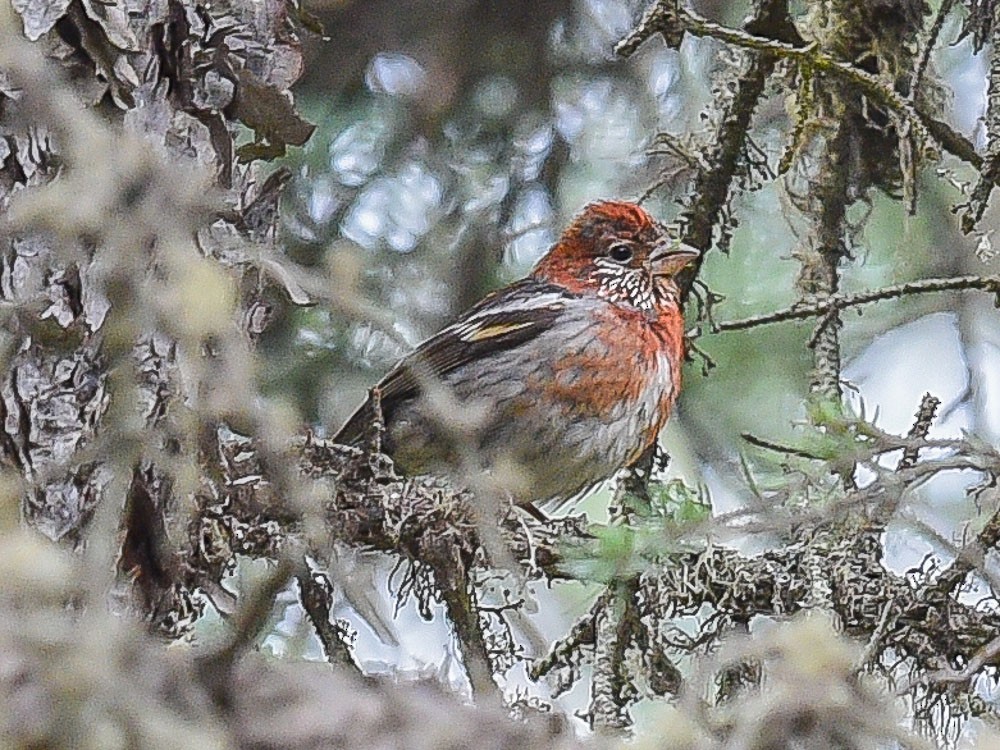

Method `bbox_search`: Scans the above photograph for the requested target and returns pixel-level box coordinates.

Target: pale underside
[385,291,676,505]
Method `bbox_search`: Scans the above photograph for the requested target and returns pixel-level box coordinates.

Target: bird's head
[532,201,699,312]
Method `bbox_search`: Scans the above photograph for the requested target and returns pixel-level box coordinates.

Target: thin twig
[962,8,1000,232]
[897,394,941,471]
[910,0,955,95]
[897,633,1000,695]
[710,275,1000,333]
[297,571,361,672]
[740,432,827,460]
[529,591,606,682]
[858,599,896,671]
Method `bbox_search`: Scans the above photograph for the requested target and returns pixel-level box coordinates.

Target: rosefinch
[335,200,697,511]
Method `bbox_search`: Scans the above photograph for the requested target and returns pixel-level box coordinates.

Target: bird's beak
[649,241,700,277]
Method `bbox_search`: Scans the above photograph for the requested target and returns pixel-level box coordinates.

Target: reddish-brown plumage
[533,201,663,294]
[335,200,698,510]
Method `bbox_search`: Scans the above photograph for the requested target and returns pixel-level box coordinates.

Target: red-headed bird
[335,200,697,511]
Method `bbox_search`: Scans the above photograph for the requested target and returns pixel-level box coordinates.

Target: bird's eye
[608,242,634,263]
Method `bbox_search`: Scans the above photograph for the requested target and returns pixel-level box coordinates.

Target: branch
[439,564,501,700]
[962,2,1000,232]
[297,571,362,672]
[709,275,1000,333]
[587,577,641,732]
[740,432,828,460]
[805,117,852,399]
[898,633,1000,695]
[197,555,300,705]
[654,0,801,285]
[929,496,1000,598]
[897,394,941,471]
[585,458,656,731]
[617,1,986,179]
[910,0,955,95]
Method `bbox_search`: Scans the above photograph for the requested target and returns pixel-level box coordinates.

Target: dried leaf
[288,2,324,37]
[11,0,72,41]
[192,69,237,111]
[228,67,314,160]
[80,0,140,50]
[261,257,313,306]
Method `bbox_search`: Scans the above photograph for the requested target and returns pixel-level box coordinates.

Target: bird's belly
[549,384,670,490]
[384,394,621,500]
[385,340,675,505]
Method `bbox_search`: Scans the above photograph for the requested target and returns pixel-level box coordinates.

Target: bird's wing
[334,278,576,445]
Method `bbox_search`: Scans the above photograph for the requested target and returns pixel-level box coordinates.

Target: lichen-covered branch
[297,571,361,671]
[797,122,850,399]
[896,393,941,472]
[962,1,1000,231]
[182,409,1000,730]
[624,0,801,284]
[618,1,987,180]
[912,0,955,94]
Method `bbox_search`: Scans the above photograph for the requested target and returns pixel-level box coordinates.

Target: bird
[334,200,698,513]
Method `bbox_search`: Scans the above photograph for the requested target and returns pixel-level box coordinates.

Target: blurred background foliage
[268,0,996,528]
